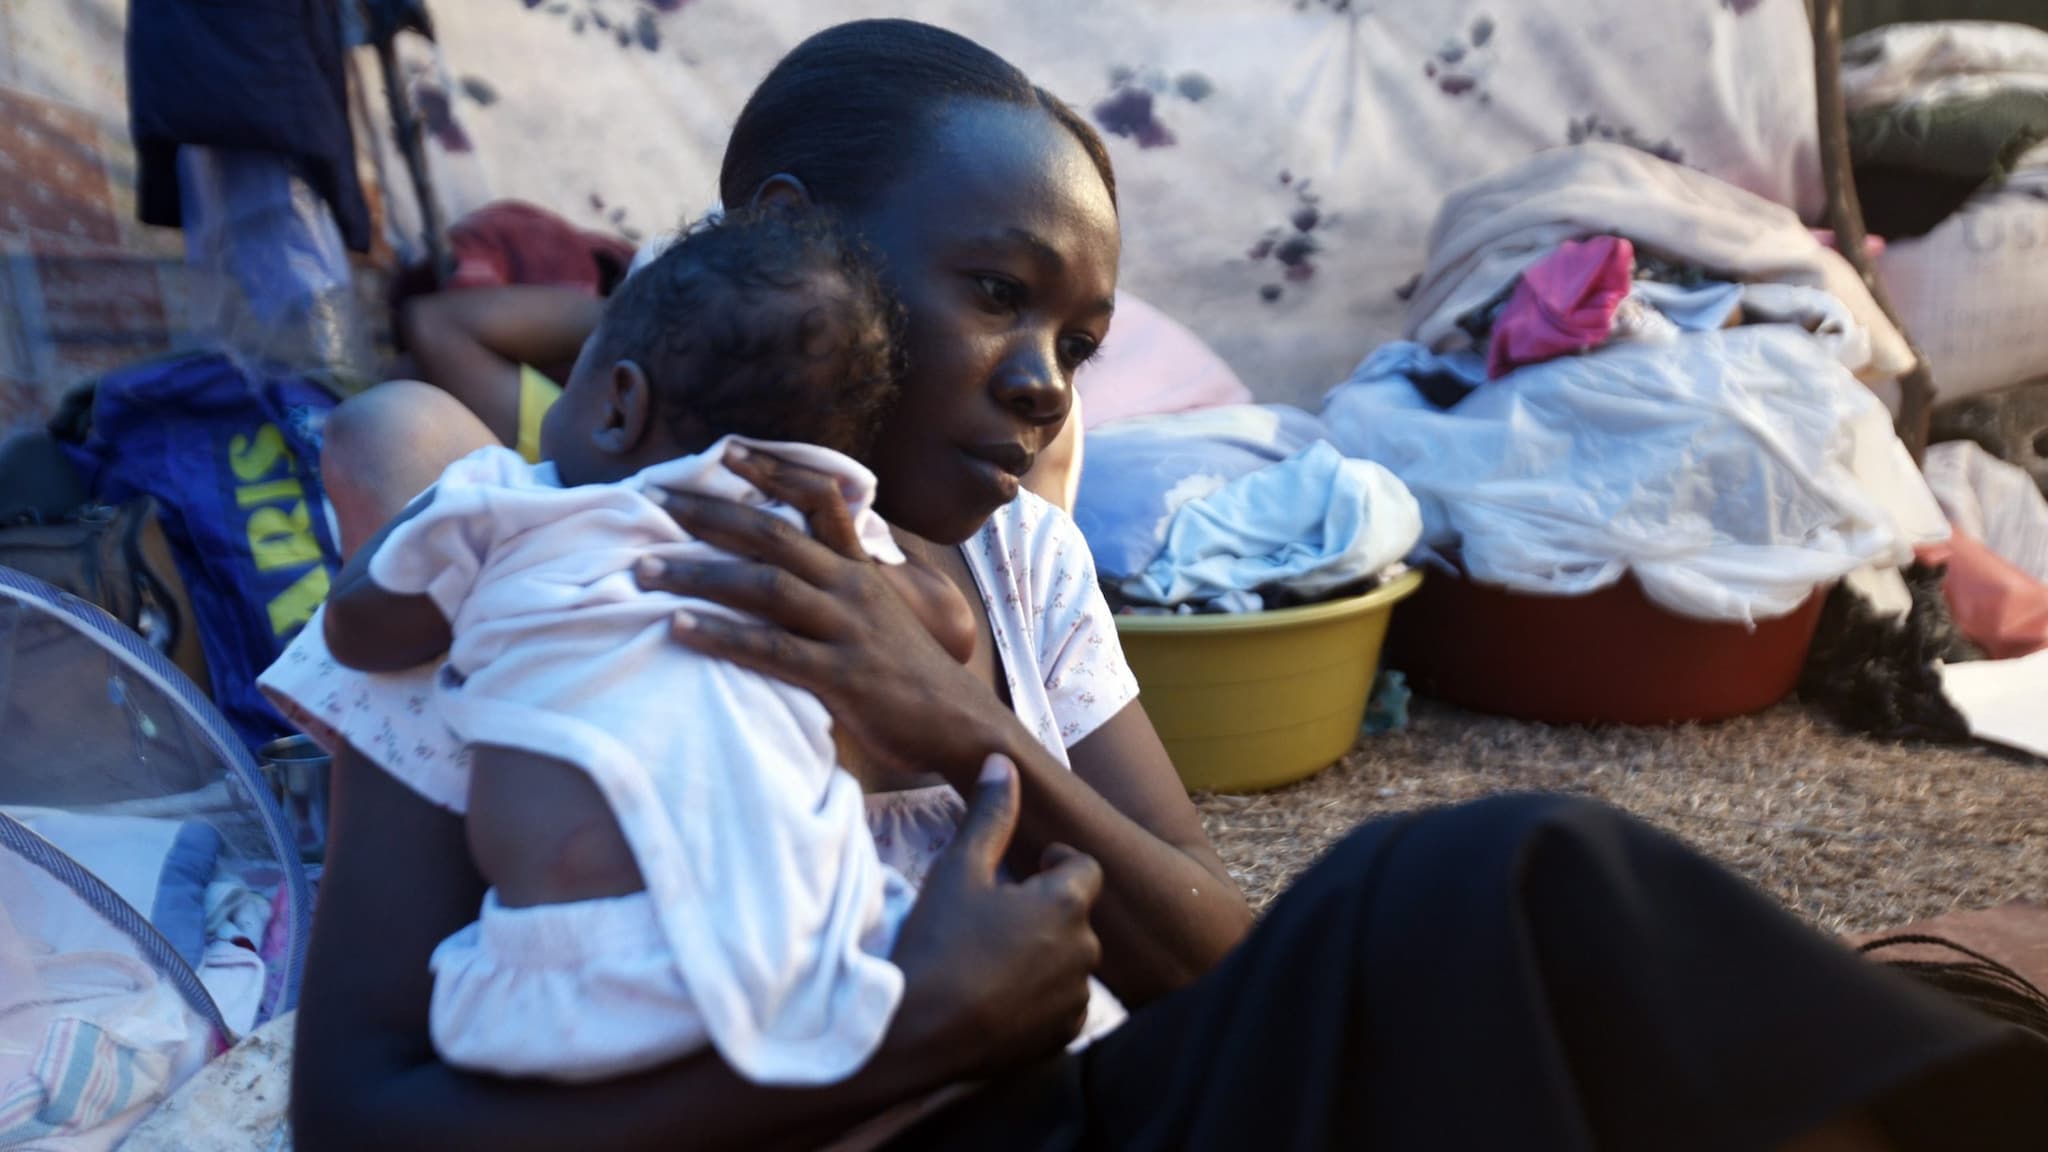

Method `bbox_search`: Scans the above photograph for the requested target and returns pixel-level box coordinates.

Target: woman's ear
[751,173,813,212]
[594,359,656,455]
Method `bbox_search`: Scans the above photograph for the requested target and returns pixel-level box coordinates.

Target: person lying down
[319,208,977,1085]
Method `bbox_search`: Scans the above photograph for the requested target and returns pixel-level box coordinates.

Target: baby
[321,209,973,1085]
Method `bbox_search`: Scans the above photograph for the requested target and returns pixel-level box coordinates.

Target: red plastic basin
[1386,571,1825,726]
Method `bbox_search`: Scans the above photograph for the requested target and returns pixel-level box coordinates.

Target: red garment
[1486,236,1635,379]
[444,200,637,297]
[1920,531,2048,660]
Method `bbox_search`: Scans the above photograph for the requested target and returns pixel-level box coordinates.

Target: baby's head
[543,208,899,484]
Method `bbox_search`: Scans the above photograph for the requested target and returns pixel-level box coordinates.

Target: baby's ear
[750,173,812,214]
[595,359,656,454]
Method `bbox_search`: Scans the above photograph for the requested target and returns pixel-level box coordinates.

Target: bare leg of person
[322,381,499,557]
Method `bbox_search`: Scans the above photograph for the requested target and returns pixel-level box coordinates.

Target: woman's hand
[885,756,1104,1075]
[636,446,1002,784]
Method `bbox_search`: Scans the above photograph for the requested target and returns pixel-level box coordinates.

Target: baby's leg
[467,745,644,908]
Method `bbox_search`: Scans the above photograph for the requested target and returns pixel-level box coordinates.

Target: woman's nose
[991,345,1071,427]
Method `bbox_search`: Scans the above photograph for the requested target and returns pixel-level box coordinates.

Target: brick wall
[0,1,181,438]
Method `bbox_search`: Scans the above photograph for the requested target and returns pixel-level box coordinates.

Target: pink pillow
[1076,292,1252,429]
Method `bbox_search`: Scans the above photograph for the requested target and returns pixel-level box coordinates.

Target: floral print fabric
[394,0,1823,409]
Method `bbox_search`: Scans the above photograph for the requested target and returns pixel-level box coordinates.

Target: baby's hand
[880,556,976,665]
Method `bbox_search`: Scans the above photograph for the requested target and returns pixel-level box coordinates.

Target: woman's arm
[981,699,1250,1003]
[399,286,603,445]
[295,746,1100,1152]
[641,451,1254,1008]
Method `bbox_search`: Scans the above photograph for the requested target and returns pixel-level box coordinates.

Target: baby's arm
[323,491,455,672]
[878,553,976,665]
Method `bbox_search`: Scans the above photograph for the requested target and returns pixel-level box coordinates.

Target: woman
[287,19,2044,1152]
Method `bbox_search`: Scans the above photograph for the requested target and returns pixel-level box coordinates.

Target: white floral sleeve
[1021,500,1142,749]
[257,607,473,812]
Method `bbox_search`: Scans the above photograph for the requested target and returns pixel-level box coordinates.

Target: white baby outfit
[366,437,917,1086]
[260,484,1144,1084]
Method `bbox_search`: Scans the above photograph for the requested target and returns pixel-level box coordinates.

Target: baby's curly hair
[594,207,901,462]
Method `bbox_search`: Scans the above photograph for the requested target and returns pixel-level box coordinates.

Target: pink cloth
[1920,532,2048,660]
[1486,236,1635,379]
[1075,292,1253,428]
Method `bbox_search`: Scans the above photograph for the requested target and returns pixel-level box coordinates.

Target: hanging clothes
[127,0,371,252]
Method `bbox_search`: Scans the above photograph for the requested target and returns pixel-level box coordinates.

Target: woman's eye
[975,275,1024,312]
[1060,334,1102,369]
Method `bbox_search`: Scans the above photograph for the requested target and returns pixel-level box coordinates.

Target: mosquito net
[0,567,311,1147]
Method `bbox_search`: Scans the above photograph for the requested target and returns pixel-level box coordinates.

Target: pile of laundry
[1325,141,1938,625]
[1319,140,2047,757]
[1074,404,1421,615]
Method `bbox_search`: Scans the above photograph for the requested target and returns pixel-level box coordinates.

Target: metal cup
[257,734,330,863]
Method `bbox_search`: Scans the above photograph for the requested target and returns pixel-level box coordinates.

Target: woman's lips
[960,444,1033,502]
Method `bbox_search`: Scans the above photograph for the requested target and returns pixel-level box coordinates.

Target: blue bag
[65,353,342,750]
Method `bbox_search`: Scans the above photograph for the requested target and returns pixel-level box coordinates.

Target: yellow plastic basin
[1115,569,1423,794]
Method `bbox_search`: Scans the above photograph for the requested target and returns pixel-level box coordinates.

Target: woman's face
[851,101,1120,544]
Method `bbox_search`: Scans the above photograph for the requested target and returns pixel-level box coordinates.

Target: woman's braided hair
[1862,934,2048,1042]
[719,19,1116,218]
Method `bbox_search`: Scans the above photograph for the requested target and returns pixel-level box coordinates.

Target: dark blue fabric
[127,0,370,252]
[65,353,343,751]
[889,795,2048,1152]
[152,821,222,969]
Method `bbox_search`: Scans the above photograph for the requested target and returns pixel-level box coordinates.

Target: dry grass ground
[1195,700,2047,933]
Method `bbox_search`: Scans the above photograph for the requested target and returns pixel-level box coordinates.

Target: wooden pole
[1812,0,1934,463]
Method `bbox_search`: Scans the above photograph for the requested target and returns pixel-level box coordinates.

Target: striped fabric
[0,1019,173,1146]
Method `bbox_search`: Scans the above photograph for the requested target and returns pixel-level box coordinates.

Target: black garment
[1799,562,1976,743]
[1853,166,1987,241]
[1849,91,2048,239]
[127,0,372,252]
[889,794,2048,1152]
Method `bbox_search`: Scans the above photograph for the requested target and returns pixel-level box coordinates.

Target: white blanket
[1075,404,1334,579]
[1322,325,1949,624]
[1404,143,1914,379]
[1119,441,1421,612]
